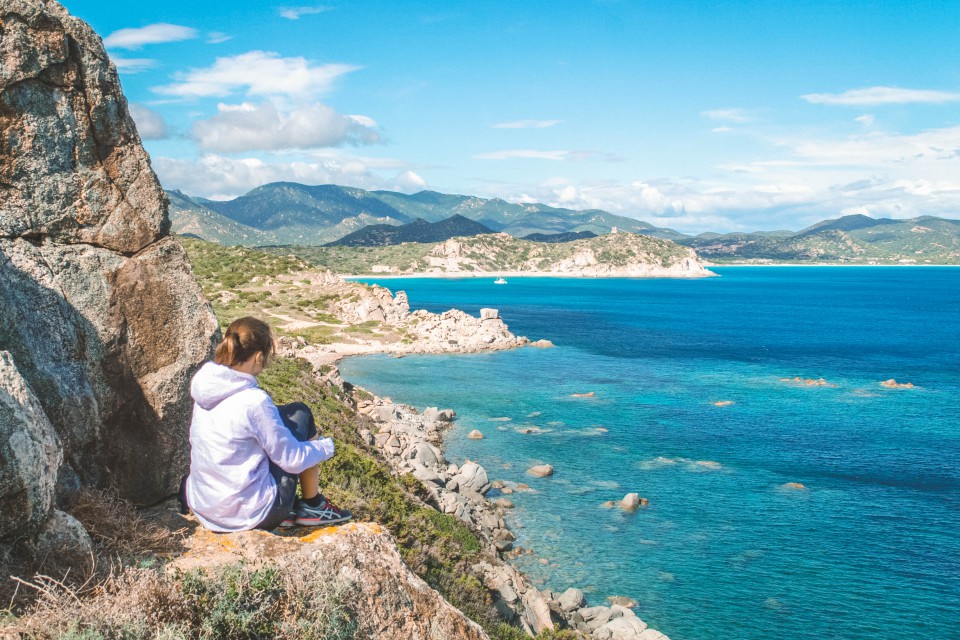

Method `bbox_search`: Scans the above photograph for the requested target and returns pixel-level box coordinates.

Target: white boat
[494,277,507,284]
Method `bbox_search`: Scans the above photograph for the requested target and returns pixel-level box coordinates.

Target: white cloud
[153,154,423,199]
[103,23,198,50]
[492,119,563,129]
[802,86,960,106]
[475,150,571,161]
[394,170,428,191]
[192,101,380,152]
[701,108,750,123]
[128,103,168,139]
[154,51,359,99]
[711,126,732,133]
[279,5,332,19]
[206,32,232,44]
[855,114,875,127]
[782,125,960,166]
[110,56,157,73]
[475,122,960,233]
[474,149,620,162]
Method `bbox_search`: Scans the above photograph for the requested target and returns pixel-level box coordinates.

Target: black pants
[254,402,319,530]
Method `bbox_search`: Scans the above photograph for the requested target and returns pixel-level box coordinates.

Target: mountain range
[167,182,960,264]
[167,182,681,246]
[326,214,494,246]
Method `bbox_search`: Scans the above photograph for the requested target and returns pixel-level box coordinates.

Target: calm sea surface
[340,268,960,640]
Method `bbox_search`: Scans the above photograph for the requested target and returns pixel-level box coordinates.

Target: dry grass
[3,557,360,640]
[0,489,189,623]
[67,489,187,558]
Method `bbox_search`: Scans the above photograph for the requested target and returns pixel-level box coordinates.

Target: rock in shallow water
[527,464,554,477]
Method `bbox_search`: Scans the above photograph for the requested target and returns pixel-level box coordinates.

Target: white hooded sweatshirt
[185,362,335,532]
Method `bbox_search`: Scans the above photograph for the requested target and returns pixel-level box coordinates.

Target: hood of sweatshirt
[191,361,258,410]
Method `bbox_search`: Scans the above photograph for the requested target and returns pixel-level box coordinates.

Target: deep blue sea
[340,268,960,640]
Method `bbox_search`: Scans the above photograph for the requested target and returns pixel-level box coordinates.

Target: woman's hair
[213,317,275,367]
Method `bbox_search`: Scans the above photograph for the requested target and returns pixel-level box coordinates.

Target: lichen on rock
[0,0,219,555]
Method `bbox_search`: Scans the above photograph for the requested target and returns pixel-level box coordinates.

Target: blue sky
[63,0,960,233]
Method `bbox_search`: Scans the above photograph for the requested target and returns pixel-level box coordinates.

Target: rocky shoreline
[347,380,669,640]
[279,306,670,640]
[267,246,669,638]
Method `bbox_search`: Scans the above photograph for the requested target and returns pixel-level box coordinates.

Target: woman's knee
[277,402,318,441]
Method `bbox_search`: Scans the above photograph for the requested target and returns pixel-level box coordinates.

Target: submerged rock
[880,378,915,389]
[468,429,485,439]
[527,464,554,478]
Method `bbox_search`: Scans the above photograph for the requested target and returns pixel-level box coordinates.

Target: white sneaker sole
[294,515,352,526]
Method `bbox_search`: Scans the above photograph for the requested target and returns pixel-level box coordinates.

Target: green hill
[166,183,960,264]
[265,231,710,277]
[166,183,684,246]
[327,215,495,246]
[680,215,960,264]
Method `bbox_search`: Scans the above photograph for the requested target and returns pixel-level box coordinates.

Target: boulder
[452,461,490,494]
[558,587,586,612]
[423,407,456,422]
[411,464,444,486]
[480,308,500,320]
[608,596,639,608]
[467,429,485,439]
[598,615,648,639]
[527,464,554,478]
[0,352,61,540]
[579,606,610,622]
[31,509,93,569]
[0,0,165,254]
[0,0,219,513]
[621,493,640,510]
[413,442,443,468]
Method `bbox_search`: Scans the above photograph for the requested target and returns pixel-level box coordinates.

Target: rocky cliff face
[0,0,218,552]
[169,522,491,640]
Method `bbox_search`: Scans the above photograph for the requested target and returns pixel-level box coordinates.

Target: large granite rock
[0,0,167,253]
[170,523,491,640]
[0,0,219,552]
[0,351,60,538]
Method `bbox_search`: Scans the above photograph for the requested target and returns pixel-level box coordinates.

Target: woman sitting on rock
[183,316,351,532]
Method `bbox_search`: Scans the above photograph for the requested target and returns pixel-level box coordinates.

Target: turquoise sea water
[339,268,960,640]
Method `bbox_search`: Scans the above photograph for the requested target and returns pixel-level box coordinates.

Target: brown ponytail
[214,317,275,367]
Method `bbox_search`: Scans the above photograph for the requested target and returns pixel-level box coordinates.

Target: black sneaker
[295,496,352,526]
[278,510,297,528]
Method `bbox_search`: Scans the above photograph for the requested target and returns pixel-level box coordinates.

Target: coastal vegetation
[682,213,960,264]
[2,239,563,640]
[261,231,698,275]
[170,183,960,265]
